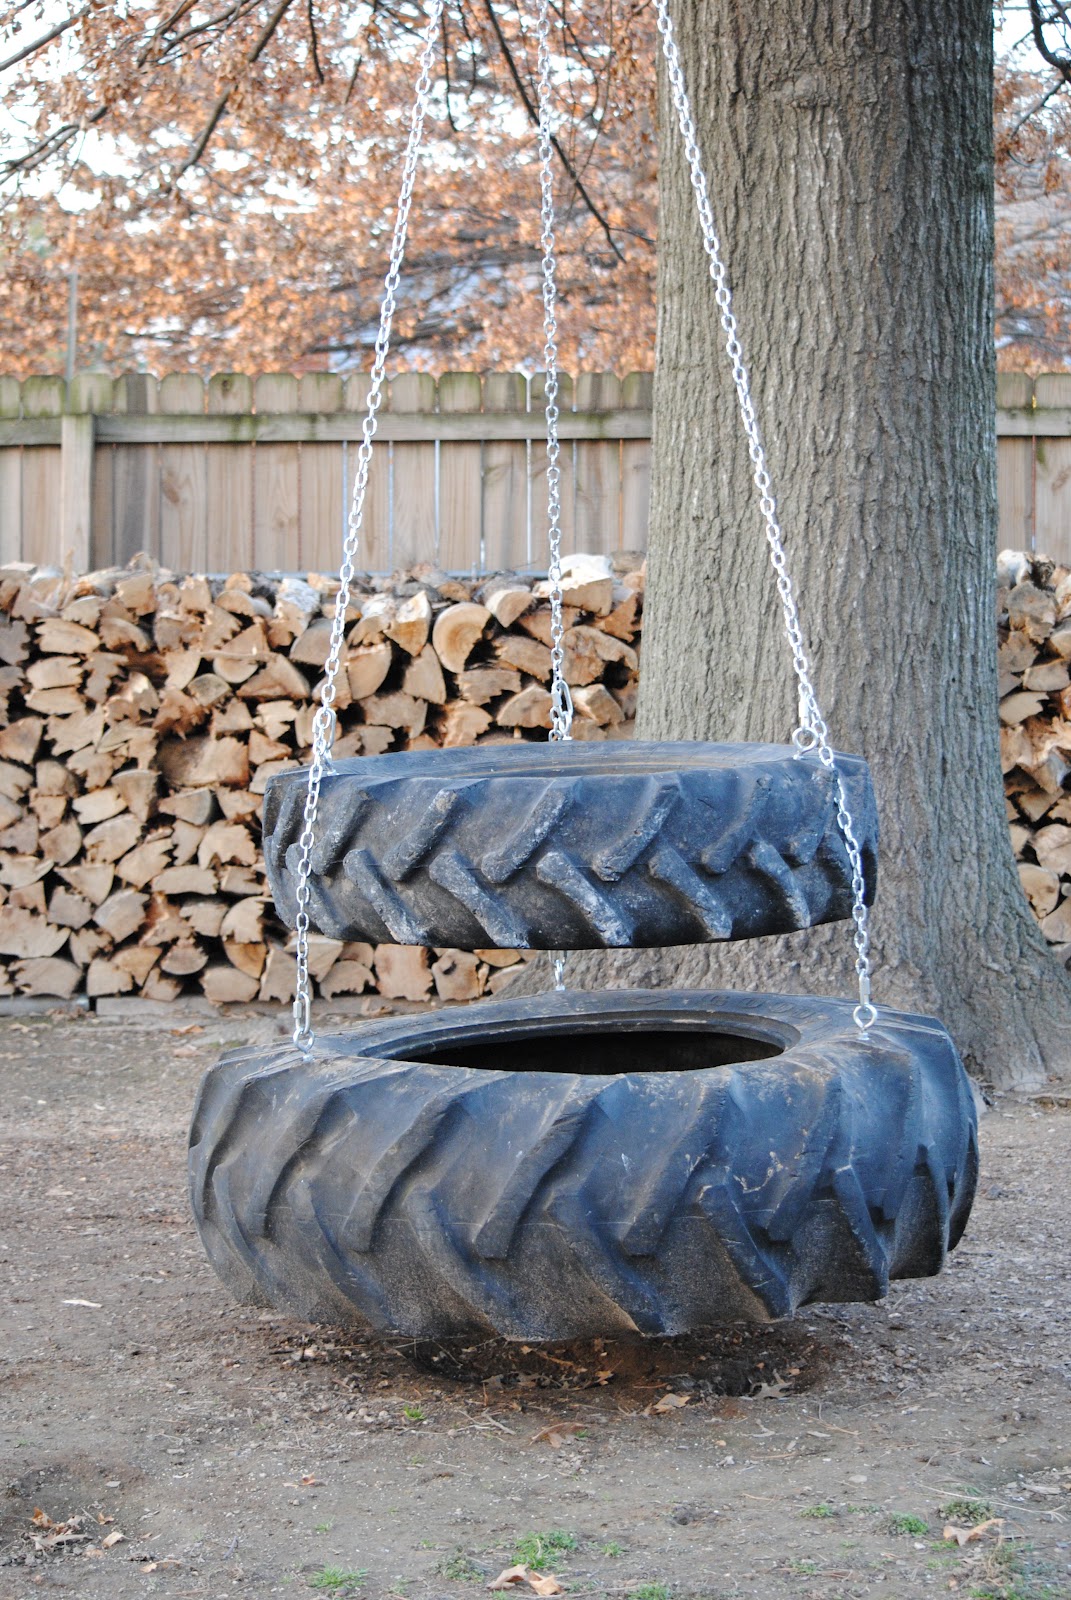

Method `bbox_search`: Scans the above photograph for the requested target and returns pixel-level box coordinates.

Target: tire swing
[188,0,978,1341]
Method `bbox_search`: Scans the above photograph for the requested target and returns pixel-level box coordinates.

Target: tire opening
[394,1026,784,1075]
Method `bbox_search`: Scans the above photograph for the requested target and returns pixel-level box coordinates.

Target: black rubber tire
[263,741,878,950]
[188,988,977,1340]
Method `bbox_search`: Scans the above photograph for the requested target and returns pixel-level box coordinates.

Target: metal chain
[653,0,876,1034]
[536,0,571,993]
[536,0,573,746]
[291,0,445,1056]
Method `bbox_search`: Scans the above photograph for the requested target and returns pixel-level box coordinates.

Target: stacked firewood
[999,549,1071,958]
[0,554,642,1005]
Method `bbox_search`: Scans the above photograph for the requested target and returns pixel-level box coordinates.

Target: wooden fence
[1,368,1070,572]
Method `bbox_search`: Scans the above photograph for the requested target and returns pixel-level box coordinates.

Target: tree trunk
[561,0,1071,1089]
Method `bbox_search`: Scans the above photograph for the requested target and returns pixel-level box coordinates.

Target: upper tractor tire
[189,987,977,1342]
[263,741,877,950]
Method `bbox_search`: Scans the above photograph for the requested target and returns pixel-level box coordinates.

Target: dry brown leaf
[527,1573,564,1596]
[531,1421,585,1448]
[488,1565,531,1589]
[942,1518,1004,1546]
[101,1529,125,1548]
[647,1393,690,1415]
[751,1376,792,1400]
[487,1568,564,1596]
[170,1023,204,1036]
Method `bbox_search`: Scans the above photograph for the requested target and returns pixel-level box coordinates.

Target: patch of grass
[888,1513,930,1536]
[940,1494,994,1522]
[308,1570,368,1596]
[402,1404,426,1422]
[801,1502,836,1519]
[600,1542,624,1558]
[514,1531,579,1567]
[314,1522,334,1535]
[633,1586,672,1600]
[437,1550,484,1583]
[789,1559,818,1575]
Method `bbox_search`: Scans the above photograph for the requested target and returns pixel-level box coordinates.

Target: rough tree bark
[560,0,1071,1089]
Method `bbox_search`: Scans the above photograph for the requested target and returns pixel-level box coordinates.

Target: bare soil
[1,1009,1069,1600]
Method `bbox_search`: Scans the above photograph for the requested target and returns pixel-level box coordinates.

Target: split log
[201,964,260,1004]
[497,685,552,729]
[432,602,491,672]
[440,703,493,747]
[374,943,432,1001]
[0,908,69,958]
[14,957,81,997]
[386,590,433,656]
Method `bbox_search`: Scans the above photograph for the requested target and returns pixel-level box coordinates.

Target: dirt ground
[1,1009,1069,1600]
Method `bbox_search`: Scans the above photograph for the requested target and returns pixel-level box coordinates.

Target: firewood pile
[1000,549,1071,959]
[3,546,1067,1009]
[0,554,642,1006]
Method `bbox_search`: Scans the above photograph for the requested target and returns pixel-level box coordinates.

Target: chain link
[536,0,571,993]
[291,0,445,1056]
[653,0,876,1035]
[535,0,573,745]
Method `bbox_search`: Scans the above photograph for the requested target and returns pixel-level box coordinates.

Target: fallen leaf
[101,1529,125,1548]
[750,1375,792,1400]
[62,1298,102,1308]
[488,1565,531,1589]
[487,1568,564,1595]
[531,1421,585,1448]
[170,1023,204,1035]
[527,1573,564,1596]
[646,1393,690,1415]
[943,1518,1004,1547]
[97,1514,115,1526]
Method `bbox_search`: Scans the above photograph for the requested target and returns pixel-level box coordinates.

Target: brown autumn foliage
[995,7,1071,370]
[0,0,656,374]
[0,0,1069,376]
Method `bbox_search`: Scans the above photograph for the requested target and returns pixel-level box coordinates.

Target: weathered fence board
[1,369,1069,573]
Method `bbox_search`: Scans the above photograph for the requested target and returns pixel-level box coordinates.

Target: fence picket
[111,374,159,565]
[159,374,208,571]
[438,371,482,570]
[483,373,528,571]
[575,372,622,554]
[621,371,653,553]
[390,373,438,569]
[207,374,253,572]
[298,374,344,573]
[0,377,22,564]
[20,377,65,567]
[253,373,300,571]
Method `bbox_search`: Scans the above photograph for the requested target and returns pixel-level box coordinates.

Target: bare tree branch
[165,0,298,188]
[480,0,626,264]
[0,5,89,73]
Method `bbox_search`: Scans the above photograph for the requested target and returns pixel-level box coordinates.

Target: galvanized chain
[536,0,571,993]
[653,0,876,1034]
[290,0,445,1056]
[536,0,573,748]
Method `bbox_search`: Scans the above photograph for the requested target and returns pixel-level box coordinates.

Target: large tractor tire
[189,988,977,1341]
[263,741,877,950]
